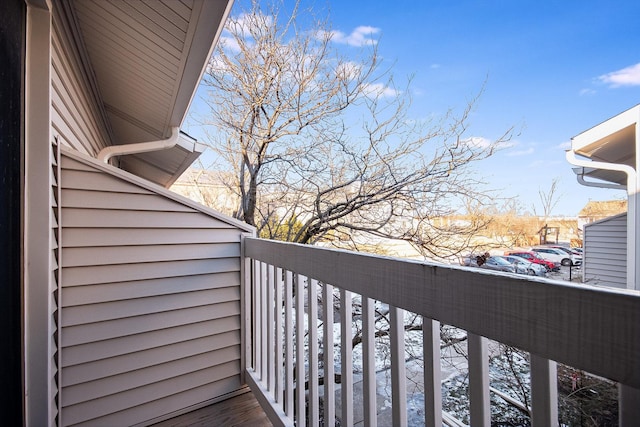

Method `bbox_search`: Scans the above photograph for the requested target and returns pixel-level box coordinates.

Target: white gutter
[571,167,627,190]
[565,150,636,193]
[97,126,181,164]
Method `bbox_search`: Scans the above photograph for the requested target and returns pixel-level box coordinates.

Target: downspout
[97,126,181,164]
[566,149,637,291]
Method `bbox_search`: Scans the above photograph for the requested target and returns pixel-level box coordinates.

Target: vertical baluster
[390,305,407,426]
[308,279,319,426]
[267,265,275,392]
[295,274,306,427]
[284,270,294,420]
[241,239,251,385]
[363,297,377,427]
[468,332,490,427]
[275,267,284,405]
[323,284,335,427]
[253,260,261,376]
[260,262,268,383]
[423,317,442,427]
[530,354,558,427]
[340,290,353,427]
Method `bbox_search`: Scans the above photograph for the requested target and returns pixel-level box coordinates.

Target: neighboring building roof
[578,200,627,218]
[69,0,234,187]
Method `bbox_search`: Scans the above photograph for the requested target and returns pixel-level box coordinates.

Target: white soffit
[72,0,232,187]
[571,104,639,167]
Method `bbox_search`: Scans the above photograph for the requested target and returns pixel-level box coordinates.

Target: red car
[504,250,559,271]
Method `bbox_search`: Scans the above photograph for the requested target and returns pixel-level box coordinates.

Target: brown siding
[59,153,248,426]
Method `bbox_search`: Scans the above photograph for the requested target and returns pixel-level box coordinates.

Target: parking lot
[548,264,582,283]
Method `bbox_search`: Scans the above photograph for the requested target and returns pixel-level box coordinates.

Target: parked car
[531,246,582,266]
[481,256,517,273]
[504,250,559,271]
[500,255,547,277]
[548,245,583,257]
[462,255,516,273]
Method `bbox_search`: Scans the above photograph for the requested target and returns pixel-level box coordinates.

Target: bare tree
[198,0,513,261]
[534,176,562,221]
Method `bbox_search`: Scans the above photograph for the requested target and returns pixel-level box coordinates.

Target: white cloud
[335,61,363,80]
[557,141,572,150]
[220,12,274,53]
[327,26,380,47]
[362,82,398,98]
[579,88,596,96]
[219,35,242,53]
[206,54,228,74]
[598,63,640,87]
[235,13,273,38]
[506,147,534,157]
[463,136,492,149]
[464,136,515,151]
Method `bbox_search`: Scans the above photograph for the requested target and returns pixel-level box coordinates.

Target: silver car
[500,255,547,277]
[462,255,516,273]
[479,256,516,273]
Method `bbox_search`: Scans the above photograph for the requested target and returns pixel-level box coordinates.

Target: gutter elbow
[565,149,636,193]
[97,126,181,164]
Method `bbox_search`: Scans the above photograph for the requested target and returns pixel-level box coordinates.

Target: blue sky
[187,0,640,216]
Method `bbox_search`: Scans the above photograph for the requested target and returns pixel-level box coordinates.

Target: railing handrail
[244,237,640,389]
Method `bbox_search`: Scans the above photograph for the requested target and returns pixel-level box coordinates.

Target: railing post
[390,305,407,427]
[423,317,442,427]
[530,354,558,427]
[468,333,490,427]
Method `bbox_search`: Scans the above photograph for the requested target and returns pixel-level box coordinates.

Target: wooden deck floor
[152,389,273,427]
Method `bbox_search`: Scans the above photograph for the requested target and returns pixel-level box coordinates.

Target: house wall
[583,213,627,288]
[58,151,251,426]
[52,1,112,156]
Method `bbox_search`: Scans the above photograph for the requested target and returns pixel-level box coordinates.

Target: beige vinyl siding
[583,213,627,288]
[59,153,250,426]
[72,0,193,138]
[52,2,112,156]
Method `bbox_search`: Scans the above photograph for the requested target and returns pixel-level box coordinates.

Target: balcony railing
[242,237,640,427]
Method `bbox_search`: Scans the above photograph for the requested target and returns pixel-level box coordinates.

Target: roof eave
[567,104,639,189]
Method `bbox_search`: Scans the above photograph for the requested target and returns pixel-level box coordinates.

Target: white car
[531,247,582,266]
